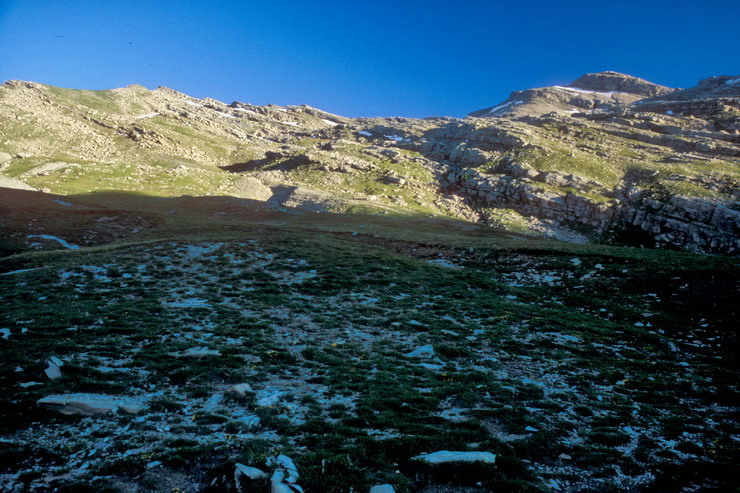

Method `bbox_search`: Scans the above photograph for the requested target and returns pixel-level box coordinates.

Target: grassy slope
[0,192,736,492]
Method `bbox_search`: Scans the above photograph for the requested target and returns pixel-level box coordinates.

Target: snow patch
[53,199,72,207]
[322,119,339,127]
[27,234,79,249]
[725,77,740,85]
[133,112,160,119]
[485,100,524,116]
[554,86,618,96]
[357,130,373,137]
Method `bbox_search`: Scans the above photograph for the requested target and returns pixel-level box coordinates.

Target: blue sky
[1,1,738,118]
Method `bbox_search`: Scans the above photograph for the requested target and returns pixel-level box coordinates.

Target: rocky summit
[0,73,738,492]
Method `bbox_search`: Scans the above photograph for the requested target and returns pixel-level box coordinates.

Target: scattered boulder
[37,393,147,415]
[380,175,406,185]
[370,485,396,493]
[179,347,221,358]
[414,450,497,464]
[235,462,267,491]
[44,357,64,380]
[404,345,434,358]
[233,176,273,201]
[227,383,254,398]
[235,463,266,480]
[267,455,302,492]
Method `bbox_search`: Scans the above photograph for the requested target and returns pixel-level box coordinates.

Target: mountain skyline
[1,1,739,118]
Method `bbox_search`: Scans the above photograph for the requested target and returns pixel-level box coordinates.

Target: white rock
[227,383,254,398]
[44,361,62,380]
[19,382,42,388]
[404,345,434,358]
[370,485,396,493]
[268,454,299,482]
[235,462,266,480]
[180,347,221,358]
[37,393,147,415]
[270,470,293,493]
[414,450,496,464]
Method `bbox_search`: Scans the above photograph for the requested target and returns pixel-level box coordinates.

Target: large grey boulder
[414,450,497,464]
[37,393,147,415]
[233,176,273,201]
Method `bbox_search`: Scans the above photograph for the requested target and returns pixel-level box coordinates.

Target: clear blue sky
[1,0,738,118]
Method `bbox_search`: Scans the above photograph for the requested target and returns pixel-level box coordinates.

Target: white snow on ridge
[184,100,203,107]
[726,77,740,85]
[384,135,404,142]
[357,130,373,137]
[484,100,524,116]
[233,107,259,116]
[281,121,299,127]
[552,86,619,97]
[322,119,339,127]
[27,234,79,249]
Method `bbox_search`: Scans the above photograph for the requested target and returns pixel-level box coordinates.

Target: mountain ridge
[0,71,738,254]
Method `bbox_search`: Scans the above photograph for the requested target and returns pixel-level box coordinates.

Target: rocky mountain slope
[0,74,738,492]
[0,72,738,254]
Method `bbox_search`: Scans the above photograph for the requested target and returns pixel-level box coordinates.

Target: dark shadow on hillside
[220,152,314,173]
[0,186,531,259]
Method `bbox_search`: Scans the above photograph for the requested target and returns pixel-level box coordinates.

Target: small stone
[180,347,221,358]
[370,485,396,493]
[227,383,254,398]
[146,460,162,469]
[404,345,434,358]
[45,362,62,380]
[558,453,572,460]
[118,403,147,415]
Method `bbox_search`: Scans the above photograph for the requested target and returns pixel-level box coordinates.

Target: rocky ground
[0,191,737,492]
